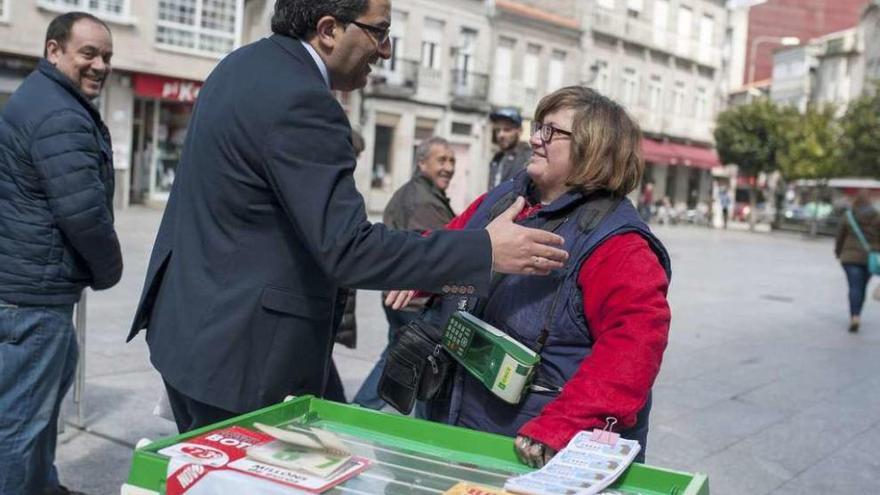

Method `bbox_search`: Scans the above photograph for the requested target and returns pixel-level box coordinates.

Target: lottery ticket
[503,431,640,495]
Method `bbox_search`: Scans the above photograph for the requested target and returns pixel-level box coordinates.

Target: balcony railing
[366,58,419,98]
[450,69,490,112]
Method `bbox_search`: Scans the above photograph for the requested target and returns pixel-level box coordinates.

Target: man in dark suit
[129,0,568,433]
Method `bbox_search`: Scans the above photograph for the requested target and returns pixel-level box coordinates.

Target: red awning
[642,138,721,170]
[641,138,679,164]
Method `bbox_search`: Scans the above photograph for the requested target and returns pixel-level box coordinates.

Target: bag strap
[846,209,873,253]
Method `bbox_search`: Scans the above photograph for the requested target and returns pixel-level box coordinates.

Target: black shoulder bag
[377,192,621,414]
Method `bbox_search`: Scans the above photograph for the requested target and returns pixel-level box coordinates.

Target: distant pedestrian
[488,107,531,190]
[638,182,654,222]
[835,191,880,333]
[353,136,457,410]
[0,12,121,495]
[719,186,731,229]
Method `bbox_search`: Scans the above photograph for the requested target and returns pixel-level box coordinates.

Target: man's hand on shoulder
[486,196,568,275]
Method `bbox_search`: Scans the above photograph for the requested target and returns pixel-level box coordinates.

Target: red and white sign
[159,426,370,495]
[133,73,203,103]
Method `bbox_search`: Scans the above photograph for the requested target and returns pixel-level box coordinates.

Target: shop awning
[641,138,679,164]
[133,73,203,103]
[641,138,721,170]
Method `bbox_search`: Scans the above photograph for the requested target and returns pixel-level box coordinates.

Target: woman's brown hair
[534,86,643,196]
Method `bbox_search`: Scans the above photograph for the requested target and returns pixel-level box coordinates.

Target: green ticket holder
[124,395,709,494]
[442,311,540,404]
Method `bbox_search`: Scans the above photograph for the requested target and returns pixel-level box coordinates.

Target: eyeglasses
[351,21,391,45]
[531,121,572,144]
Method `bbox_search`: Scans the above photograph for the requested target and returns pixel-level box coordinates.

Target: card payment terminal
[442,311,540,404]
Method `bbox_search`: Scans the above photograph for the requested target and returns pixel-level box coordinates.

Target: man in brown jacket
[353,137,456,408]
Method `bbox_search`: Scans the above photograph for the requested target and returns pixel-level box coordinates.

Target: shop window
[39,0,128,19]
[153,101,193,196]
[156,0,242,57]
[372,125,394,190]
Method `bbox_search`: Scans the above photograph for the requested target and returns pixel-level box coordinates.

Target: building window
[455,28,478,76]
[653,0,669,45]
[695,86,708,119]
[547,50,567,92]
[39,0,129,18]
[492,37,515,104]
[597,0,615,9]
[622,67,639,105]
[523,44,541,90]
[380,10,408,71]
[648,75,662,111]
[627,0,642,18]
[593,60,610,95]
[0,0,8,21]
[156,0,243,57]
[699,14,714,62]
[421,18,444,70]
[372,125,394,190]
[451,122,472,135]
[672,81,686,115]
[677,6,693,55]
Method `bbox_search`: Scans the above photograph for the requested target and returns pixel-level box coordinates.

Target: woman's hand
[384,290,416,310]
[514,435,557,468]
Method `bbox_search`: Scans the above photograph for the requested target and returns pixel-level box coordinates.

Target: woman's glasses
[531,121,572,144]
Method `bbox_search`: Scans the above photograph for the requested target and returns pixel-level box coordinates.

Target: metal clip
[457,297,468,311]
[428,355,439,374]
[590,416,620,446]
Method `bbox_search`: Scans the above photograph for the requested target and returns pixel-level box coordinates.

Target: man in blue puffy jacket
[0,12,121,495]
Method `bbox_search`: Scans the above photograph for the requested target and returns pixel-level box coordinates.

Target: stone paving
[55,206,880,494]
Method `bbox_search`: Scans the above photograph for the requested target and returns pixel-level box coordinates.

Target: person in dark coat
[0,12,120,495]
[488,107,531,190]
[353,136,457,409]
[835,191,880,333]
[128,0,568,433]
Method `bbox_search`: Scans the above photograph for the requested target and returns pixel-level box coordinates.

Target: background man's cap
[489,107,523,127]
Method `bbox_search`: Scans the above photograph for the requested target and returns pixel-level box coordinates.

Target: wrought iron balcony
[450,69,491,112]
[366,58,419,98]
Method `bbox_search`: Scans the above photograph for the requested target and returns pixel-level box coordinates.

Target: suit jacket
[129,35,491,413]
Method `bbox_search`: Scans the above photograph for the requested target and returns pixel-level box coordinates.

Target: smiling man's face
[46,19,113,99]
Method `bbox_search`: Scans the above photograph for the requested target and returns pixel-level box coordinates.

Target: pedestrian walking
[719,186,731,229]
[638,182,654,222]
[835,191,880,333]
[128,0,568,434]
[0,12,121,495]
[353,137,457,410]
[488,107,531,190]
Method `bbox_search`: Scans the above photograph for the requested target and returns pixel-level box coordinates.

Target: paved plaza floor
[55,206,880,494]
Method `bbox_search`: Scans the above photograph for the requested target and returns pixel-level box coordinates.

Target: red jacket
[446,194,671,452]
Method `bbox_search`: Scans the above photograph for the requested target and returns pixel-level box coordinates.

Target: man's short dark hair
[44,11,110,57]
[271,0,370,40]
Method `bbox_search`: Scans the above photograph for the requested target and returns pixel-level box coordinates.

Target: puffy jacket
[0,59,122,305]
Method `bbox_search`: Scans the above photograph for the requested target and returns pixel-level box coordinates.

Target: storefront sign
[133,73,202,102]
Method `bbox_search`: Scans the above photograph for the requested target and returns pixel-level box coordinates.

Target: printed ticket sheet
[503,431,640,495]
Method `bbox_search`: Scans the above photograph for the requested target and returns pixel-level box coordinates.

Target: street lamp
[747,35,800,86]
